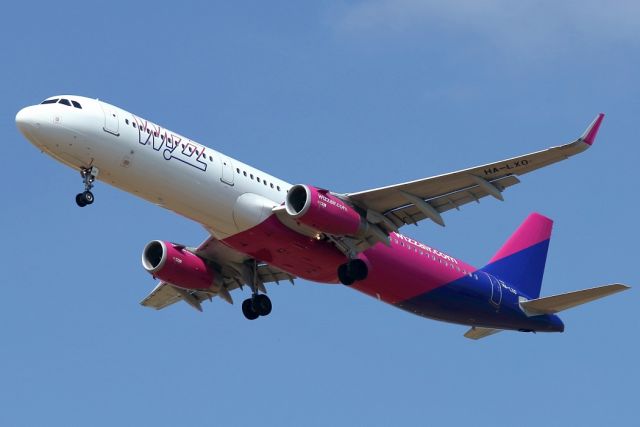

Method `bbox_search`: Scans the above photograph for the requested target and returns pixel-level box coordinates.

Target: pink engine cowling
[285,184,365,236]
[142,240,215,290]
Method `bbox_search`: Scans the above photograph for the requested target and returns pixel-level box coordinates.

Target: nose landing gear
[75,166,99,207]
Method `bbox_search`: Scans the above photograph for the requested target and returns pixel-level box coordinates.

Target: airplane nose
[15,106,39,134]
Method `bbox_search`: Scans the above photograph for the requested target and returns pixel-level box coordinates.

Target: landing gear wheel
[253,294,272,316]
[347,259,368,281]
[76,166,99,208]
[338,264,355,286]
[82,191,94,205]
[338,259,368,286]
[242,299,259,320]
[75,193,87,207]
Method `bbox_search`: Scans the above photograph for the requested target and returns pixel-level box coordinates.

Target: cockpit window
[41,99,59,104]
[59,99,71,106]
[71,100,82,109]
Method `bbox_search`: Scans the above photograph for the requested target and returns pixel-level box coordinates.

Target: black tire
[338,264,355,286]
[254,294,272,316]
[75,193,87,207]
[83,191,94,205]
[242,298,259,320]
[347,259,368,281]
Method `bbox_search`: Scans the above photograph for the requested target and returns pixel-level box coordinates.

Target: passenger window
[277,186,281,191]
[133,123,137,128]
[270,183,274,188]
[243,171,247,177]
[209,156,213,161]
[71,100,82,109]
[59,99,71,106]
[236,168,240,174]
[250,174,254,180]
[41,99,58,104]
[125,119,130,125]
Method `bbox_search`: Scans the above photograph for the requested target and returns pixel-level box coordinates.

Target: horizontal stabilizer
[519,283,630,316]
[464,327,503,340]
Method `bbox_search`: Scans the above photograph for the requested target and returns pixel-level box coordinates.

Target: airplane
[15,95,630,339]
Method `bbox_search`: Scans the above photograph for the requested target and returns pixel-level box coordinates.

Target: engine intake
[285,184,365,236]
[142,240,215,290]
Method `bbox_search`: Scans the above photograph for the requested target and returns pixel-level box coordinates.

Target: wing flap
[140,282,213,312]
[385,175,520,227]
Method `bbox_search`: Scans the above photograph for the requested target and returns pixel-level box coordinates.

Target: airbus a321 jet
[16,96,630,339]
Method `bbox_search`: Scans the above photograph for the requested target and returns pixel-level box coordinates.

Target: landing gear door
[220,156,234,186]
[100,102,120,136]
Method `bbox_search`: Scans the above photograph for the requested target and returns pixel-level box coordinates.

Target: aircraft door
[484,272,503,307]
[100,102,120,136]
[220,156,234,186]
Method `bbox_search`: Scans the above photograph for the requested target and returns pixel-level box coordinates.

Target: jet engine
[142,240,215,290]
[285,184,366,237]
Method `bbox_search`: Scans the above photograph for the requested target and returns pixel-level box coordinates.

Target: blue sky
[1,1,638,426]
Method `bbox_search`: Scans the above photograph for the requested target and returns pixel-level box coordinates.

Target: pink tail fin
[483,213,553,299]
[489,213,553,264]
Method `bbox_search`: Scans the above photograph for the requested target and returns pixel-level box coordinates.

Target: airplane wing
[345,114,604,230]
[141,282,210,311]
[140,234,296,311]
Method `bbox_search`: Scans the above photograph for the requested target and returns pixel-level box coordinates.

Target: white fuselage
[17,95,290,239]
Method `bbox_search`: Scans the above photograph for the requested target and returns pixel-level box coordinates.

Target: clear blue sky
[2,1,638,426]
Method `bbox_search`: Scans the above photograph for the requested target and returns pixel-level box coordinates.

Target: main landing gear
[338,258,368,286]
[241,259,273,320]
[75,166,99,207]
[241,294,272,320]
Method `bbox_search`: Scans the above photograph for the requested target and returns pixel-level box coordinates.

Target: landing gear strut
[242,294,272,320]
[338,258,368,286]
[241,259,273,320]
[76,166,99,207]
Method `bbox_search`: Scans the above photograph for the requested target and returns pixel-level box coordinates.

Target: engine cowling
[141,240,215,290]
[285,184,365,236]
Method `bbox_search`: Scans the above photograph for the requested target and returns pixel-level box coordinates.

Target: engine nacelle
[141,240,215,290]
[285,184,365,236]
